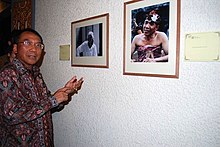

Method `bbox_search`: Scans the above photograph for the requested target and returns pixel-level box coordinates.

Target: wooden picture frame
[71,13,109,68]
[123,0,180,78]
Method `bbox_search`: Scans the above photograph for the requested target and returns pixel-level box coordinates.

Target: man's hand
[53,87,71,104]
[143,58,156,62]
[64,76,84,95]
[54,76,84,104]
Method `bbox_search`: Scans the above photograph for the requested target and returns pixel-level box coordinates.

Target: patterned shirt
[0,58,59,147]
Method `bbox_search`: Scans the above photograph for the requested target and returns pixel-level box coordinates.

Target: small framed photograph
[71,13,109,68]
[123,0,180,78]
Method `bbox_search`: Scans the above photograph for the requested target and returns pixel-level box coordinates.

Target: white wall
[35,0,220,146]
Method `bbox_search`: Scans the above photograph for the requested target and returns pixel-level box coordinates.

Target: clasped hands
[54,76,84,104]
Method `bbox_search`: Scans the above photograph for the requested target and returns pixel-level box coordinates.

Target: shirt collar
[13,58,40,77]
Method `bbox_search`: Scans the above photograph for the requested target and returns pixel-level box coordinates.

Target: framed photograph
[71,13,109,68]
[123,0,180,78]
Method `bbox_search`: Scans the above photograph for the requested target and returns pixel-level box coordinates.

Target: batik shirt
[0,58,59,147]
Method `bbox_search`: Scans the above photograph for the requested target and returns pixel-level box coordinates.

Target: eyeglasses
[17,40,44,50]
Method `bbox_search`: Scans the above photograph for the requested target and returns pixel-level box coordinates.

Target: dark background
[0,0,11,56]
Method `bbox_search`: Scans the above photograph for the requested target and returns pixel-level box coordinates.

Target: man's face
[13,32,43,69]
[143,20,159,36]
[88,34,94,48]
[88,35,93,43]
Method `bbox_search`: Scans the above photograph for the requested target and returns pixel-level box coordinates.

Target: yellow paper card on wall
[59,45,70,60]
[184,32,220,61]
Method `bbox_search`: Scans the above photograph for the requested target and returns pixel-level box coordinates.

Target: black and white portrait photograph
[76,23,103,57]
[71,13,109,68]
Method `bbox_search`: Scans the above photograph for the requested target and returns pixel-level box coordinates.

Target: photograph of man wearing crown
[131,5,169,62]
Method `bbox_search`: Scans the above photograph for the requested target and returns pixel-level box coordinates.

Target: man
[7,30,21,63]
[0,28,84,146]
[0,29,21,69]
[131,9,169,62]
[131,18,143,40]
[76,31,98,56]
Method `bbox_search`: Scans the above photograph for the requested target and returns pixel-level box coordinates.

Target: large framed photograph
[123,0,180,78]
[71,13,109,68]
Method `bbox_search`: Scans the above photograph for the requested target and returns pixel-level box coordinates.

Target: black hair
[146,9,161,25]
[10,29,22,44]
[5,29,22,54]
[16,28,44,44]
